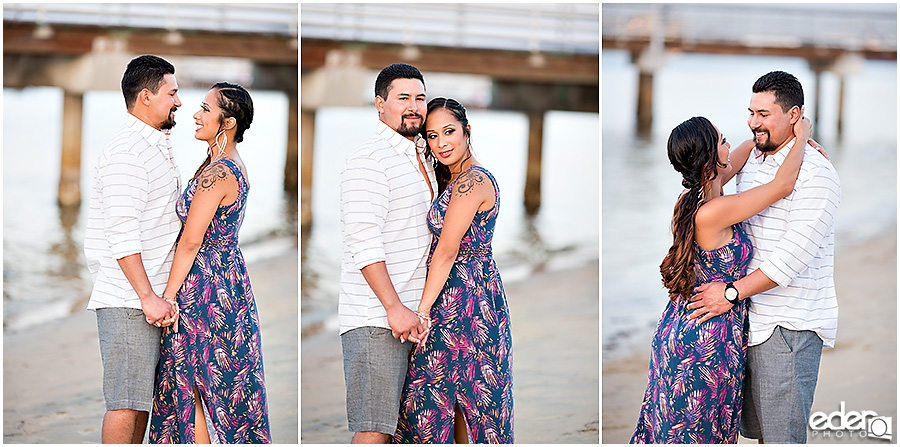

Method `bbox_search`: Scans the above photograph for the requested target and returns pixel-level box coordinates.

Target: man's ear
[140,89,152,107]
[374,96,385,115]
[790,105,802,124]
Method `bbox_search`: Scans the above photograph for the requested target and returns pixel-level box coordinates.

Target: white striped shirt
[736,138,841,347]
[338,120,437,335]
[84,113,182,310]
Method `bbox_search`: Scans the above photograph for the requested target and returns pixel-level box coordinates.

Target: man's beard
[160,108,177,130]
[397,114,424,137]
[753,128,779,153]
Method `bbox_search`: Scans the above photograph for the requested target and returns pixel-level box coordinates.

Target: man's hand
[686,282,733,324]
[387,305,425,343]
[142,295,177,327]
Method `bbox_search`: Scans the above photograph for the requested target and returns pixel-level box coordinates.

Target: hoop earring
[211,129,227,161]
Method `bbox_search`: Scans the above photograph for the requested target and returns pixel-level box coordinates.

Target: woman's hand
[792,107,811,142]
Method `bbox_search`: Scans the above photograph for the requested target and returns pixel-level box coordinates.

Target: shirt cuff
[109,240,143,260]
[759,256,793,289]
[352,247,386,271]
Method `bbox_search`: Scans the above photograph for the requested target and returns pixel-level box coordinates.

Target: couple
[84,55,270,443]
[632,70,841,443]
[339,63,514,444]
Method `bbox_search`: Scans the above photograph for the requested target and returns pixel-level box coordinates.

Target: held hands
[686,282,733,324]
[143,294,179,329]
[387,305,427,344]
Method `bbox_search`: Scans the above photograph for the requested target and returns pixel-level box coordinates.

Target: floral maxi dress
[394,166,514,444]
[149,158,271,443]
[631,224,753,443]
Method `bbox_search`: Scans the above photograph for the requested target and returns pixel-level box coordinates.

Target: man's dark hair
[121,55,175,110]
[752,71,804,113]
[374,63,425,100]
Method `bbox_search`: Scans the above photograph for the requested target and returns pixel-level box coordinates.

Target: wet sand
[301,260,600,443]
[2,247,299,443]
[602,232,898,443]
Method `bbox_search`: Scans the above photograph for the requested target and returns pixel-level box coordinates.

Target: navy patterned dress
[150,158,271,443]
[395,166,514,444]
[631,224,753,444]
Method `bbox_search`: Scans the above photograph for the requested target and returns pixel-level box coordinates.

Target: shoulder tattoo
[454,170,487,197]
[198,163,231,192]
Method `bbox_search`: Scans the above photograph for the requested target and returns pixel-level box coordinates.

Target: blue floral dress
[149,158,271,444]
[631,223,753,444]
[394,166,514,444]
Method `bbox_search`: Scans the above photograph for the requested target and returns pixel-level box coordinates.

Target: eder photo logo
[809,402,893,441]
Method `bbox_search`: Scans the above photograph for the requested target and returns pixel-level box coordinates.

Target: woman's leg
[194,385,211,444]
[454,403,468,444]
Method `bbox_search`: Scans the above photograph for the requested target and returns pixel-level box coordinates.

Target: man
[84,55,182,443]
[689,70,841,443]
[339,63,437,443]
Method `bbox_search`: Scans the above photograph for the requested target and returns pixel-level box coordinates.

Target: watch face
[725,286,738,300]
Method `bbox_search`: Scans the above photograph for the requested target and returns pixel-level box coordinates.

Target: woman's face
[425,108,470,166]
[715,126,732,177]
[193,89,222,143]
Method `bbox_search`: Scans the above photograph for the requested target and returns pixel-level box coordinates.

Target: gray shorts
[740,325,824,443]
[341,326,413,435]
[96,307,162,412]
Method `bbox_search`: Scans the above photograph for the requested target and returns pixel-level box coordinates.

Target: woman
[630,113,811,443]
[394,98,513,443]
[149,82,270,443]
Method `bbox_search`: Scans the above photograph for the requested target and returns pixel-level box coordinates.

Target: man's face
[748,91,796,153]
[376,78,426,140]
[149,73,181,130]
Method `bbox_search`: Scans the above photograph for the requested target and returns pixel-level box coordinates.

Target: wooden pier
[300,3,599,225]
[602,4,897,137]
[3,3,298,207]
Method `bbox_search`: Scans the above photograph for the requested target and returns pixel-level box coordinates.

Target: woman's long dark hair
[422,97,471,195]
[659,116,724,302]
[191,82,254,181]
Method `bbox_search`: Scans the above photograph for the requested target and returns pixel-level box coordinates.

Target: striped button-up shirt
[84,113,182,310]
[736,138,841,347]
[339,120,437,335]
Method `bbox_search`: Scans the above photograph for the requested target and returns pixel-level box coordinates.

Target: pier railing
[4,3,297,36]
[301,3,598,55]
[603,4,896,57]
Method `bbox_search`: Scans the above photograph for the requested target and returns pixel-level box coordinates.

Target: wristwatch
[724,282,740,305]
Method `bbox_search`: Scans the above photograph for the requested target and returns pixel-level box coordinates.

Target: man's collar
[754,137,797,163]
[376,120,421,157]
[125,112,166,146]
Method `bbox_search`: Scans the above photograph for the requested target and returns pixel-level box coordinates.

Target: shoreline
[2,246,299,443]
[301,259,600,443]
[602,230,898,443]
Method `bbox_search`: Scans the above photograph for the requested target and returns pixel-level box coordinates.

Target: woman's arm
[417,169,495,315]
[696,113,810,232]
[719,138,755,186]
[162,163,238,303]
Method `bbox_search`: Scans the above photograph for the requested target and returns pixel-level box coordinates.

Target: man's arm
[117,253,176,326]
[341,154,425,342]
[360,262,424,343]
[100,151,175,325]
[687,269,777,323]
[688,158,840,323]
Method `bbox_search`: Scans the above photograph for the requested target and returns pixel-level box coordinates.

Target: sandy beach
[602,231,898,443]
[3,247,299,444]
[301,260,600,443]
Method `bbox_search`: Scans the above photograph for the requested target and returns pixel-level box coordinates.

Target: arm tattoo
[198,163,230,192]
[454,170,486,197]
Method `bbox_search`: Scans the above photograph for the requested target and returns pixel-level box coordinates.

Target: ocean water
[2,87,297,331]
[601,51,898,357]
[300,107,600,335]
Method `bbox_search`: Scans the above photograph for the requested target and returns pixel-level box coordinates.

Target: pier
[300,3,599,226]
[3,3,298,207]
[602,4,897,137]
